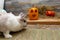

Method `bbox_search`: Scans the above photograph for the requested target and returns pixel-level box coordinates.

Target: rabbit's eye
[23,20,26,22]
[20,19,26,22]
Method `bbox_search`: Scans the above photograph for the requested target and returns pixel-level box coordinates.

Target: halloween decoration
[37,6,55,15]
[46,10,55,17]
[29,7,39,20]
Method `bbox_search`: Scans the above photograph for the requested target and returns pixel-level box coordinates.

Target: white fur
[0,12,26,38]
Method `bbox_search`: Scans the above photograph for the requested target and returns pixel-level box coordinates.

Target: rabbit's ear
[19,12,25,18]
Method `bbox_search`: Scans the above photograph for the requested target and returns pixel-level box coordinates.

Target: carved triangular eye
[30,10,33,13]
[35,10,37,12]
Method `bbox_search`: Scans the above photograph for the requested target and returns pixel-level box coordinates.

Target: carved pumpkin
[29,7,39,20]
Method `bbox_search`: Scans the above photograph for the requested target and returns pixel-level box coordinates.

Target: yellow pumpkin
[28,7,39,20]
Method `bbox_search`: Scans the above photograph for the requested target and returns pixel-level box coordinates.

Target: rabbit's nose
[23,24,27,27]
[23,23,27,27]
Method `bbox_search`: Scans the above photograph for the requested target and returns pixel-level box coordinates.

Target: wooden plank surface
[27,19,60,25]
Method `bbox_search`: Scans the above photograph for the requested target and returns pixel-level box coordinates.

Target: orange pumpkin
[28,7,39,20]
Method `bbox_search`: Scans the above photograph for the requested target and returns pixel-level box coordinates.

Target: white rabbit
[0,9,7,15]
[0,12,27,38]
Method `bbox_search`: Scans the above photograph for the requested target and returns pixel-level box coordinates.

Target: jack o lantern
[28,7,39,20]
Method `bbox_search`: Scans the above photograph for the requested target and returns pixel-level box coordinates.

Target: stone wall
[4,0,60,16]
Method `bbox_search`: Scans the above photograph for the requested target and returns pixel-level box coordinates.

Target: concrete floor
[0,25,60,40]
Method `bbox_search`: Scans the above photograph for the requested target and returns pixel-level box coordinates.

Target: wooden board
[27,19,60,25]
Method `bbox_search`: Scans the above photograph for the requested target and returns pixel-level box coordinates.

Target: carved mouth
[32,14,36,17]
